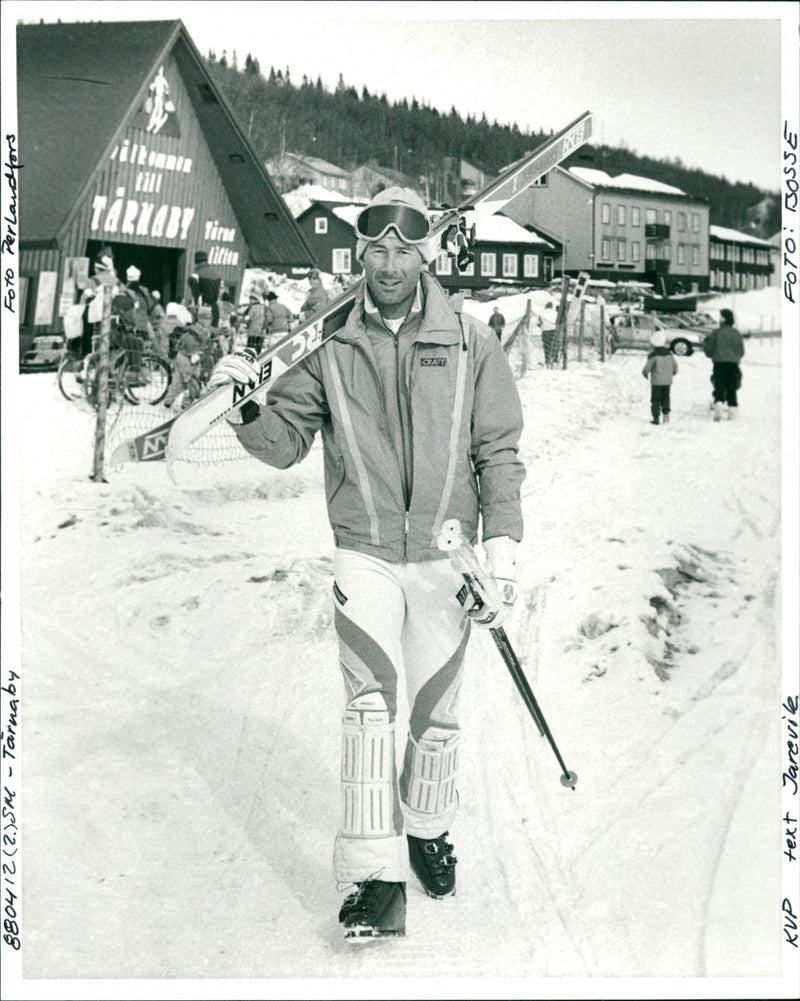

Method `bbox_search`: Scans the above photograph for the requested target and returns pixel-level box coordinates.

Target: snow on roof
[284,184,358,217]
[433,210,552,246]
[568,166,686,196]
[331,204,364,227]
[710,224,774,248]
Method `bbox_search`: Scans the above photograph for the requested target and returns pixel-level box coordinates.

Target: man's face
[362,231,424,319]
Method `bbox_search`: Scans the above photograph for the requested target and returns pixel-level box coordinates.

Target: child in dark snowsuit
[642,331,678,425]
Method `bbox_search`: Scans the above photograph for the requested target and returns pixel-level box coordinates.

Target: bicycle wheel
[122,353,172,405]
[57,356,85,402]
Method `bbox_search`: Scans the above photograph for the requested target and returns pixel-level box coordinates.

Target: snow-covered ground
[3,290,798,1000]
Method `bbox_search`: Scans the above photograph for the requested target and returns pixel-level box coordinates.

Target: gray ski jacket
[233,272,525,562]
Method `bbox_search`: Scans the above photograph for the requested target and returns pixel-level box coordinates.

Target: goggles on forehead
[355,203,432,244]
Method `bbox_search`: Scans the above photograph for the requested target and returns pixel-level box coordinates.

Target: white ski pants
[331,548,470,884]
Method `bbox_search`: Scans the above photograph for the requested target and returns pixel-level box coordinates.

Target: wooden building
[432,212,557,293]
[294,201,365,277]
[708,225,774,292]
[349,161,423,202]
[265,153,352,196]
[504,165,711,295]
[16,19,314,347]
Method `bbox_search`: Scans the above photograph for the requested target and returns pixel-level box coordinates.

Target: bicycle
[58,319,172,407]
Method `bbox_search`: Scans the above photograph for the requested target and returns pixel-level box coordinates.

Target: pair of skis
[110,110,593,469]
[437,520,578,789]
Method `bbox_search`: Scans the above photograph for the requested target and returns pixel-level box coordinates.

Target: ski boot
[407,832,457,899]
[339,880,406,941]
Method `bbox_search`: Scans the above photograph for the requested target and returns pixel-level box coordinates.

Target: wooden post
[91,286,111,482]
[599,302,606,362]
[578,300,585,362]
[554,276,569,370]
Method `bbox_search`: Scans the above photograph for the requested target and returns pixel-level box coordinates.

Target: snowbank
[10,331,787,991]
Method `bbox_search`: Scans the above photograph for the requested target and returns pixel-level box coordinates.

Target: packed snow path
[18,336,782,981]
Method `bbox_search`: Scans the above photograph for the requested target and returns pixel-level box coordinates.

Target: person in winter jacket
[163,327,203,409]
[263,290,293,346]
[299,268,330,320]
[704,308,745,420]
[641,330,678,424]
[242,291,268,352]
[540,301,559,368]
[124,265,154,337]
[187,251,222,327]
[209,186,525,941]
[488,306,506,342]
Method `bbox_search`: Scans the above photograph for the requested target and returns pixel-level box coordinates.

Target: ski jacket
[642,347,678,385]
[301,285,330,317]
[233,272,525,562]
[265,300,293,334]
[704,323,745,363]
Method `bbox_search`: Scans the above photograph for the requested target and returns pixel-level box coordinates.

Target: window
[600,238,611,260]
[480,252,496,277]
[631,241,641,262]
[631,206,641,227]
[645,208,656,225]
[691,245,699,266]
[502,254,518,278]
[677,244,686,265]
[332,248,351,273]
[691,212,700,233]
[646,242,657,260]
[315,216,328,235]
[617,205,626,225]
[617,239,626,261]
[664,210,671,226]
[531,173,549,186]
[436,252,453,275]
[523,254,539,278]
[460,260,475,276]
[677,212,686,231]
[601,202,611,224]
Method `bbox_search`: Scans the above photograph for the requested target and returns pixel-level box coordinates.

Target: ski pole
[437,520,578,789]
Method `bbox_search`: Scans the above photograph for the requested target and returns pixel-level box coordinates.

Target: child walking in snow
[642,331,678,425]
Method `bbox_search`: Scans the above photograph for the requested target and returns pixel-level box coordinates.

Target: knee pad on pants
[341,692,394,838]
[403,726,460,816]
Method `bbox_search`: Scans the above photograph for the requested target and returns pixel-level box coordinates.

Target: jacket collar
[338,271,462,346]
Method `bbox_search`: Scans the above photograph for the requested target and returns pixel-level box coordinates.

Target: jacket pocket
[327,452,347,507]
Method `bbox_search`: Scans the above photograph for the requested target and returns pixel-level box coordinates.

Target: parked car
[20,333,66,372]
[608,312,709,356]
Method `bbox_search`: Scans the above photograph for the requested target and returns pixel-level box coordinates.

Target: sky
[4,0,798,192]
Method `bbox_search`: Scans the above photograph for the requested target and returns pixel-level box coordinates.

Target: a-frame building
[16,19,316,339]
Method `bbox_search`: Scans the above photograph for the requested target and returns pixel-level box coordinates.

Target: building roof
[272,152,351,178]
[567,166,687,196]
[469,212,554,246]
[17,20,315,266]
[431,210,554,248]
[284,184,365,218]
[709,224,774,248]
[352,161,419,188]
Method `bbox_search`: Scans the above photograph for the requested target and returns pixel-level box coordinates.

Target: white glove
[466,537,518,629]
[208,349,259,389]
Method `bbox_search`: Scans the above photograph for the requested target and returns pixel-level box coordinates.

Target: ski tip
[560,770,579,790]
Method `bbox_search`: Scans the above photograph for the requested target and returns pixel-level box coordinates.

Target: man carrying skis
[209,187,525,941]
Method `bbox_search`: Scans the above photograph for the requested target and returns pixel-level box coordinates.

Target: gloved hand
[465,536,518,629]
[208,349,259,389]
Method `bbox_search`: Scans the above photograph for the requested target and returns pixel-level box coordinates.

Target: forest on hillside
[205,51,780,235]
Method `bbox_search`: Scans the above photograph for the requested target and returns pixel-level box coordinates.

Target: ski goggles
[355,204,432,244]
